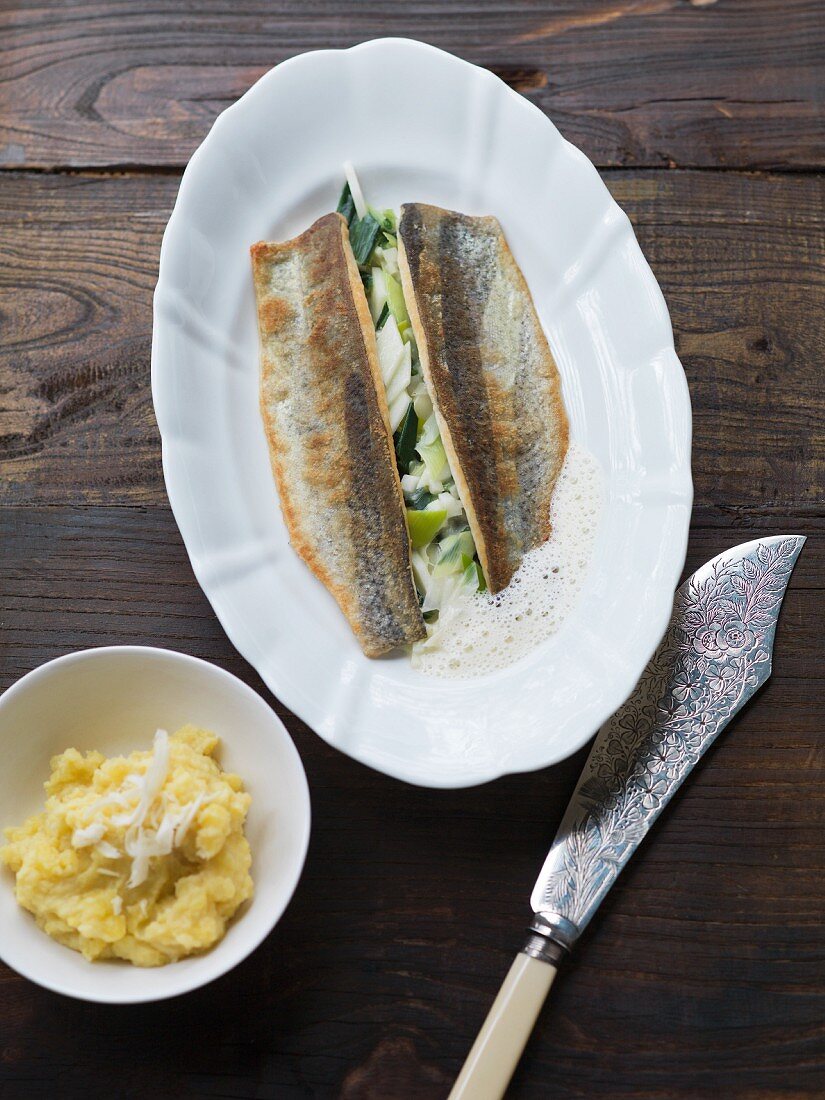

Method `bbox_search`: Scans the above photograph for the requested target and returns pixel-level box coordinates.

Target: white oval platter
[152,39,692,788]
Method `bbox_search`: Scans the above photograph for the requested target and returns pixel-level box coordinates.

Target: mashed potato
[1,725,253,967]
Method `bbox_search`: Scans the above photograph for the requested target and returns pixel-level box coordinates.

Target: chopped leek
[336,183,356,227]
[388,390,410,433]
[386,343,412,404]
[418,412,440,446]
[368,207,397,236]
[406,486,436,510]
[376,245,400,277]
[394,405,418,471]
[410,550,431,594]
[384,272,409,327]
[462,560,484,591]
[375,315,405,385]
[349,214,382,266]
[343,160,367,219]
[435,531,476,572]
[376,316,411,413]
[422,570,468,616]
[375,303,390,330]
[412,390,433,422]
[368,266,387,321]
[406,508,447,550]
[436,490,465,520]
[417,437,449,491]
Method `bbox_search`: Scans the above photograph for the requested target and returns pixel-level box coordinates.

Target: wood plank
[0,502,822,1099]
[1,169,823,508]
[608,170,825,511]
[0,1,823,171]
[0,173,161,503]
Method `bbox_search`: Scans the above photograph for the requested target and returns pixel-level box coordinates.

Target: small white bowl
[0,646,310,1003]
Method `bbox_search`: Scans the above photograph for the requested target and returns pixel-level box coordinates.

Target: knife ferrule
[521,912,578,965]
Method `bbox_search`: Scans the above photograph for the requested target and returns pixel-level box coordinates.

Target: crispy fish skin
[398,203,569,594]
[251,212,426,657]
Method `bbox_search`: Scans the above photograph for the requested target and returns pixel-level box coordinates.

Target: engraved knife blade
[528,534,806,954]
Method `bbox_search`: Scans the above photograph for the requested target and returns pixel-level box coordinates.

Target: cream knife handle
[448,953,557,1100]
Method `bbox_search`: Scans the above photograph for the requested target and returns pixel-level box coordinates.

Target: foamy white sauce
[411,442,603,678]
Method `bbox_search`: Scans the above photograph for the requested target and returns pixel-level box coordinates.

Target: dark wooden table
[1,3,823,1097]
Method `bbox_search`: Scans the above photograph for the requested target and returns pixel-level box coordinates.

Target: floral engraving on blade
[539,538,801,927]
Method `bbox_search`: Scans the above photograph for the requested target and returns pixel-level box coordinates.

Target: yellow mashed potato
[1,725,253,967]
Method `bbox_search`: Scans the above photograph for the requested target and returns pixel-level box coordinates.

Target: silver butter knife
[450,534,806,1100]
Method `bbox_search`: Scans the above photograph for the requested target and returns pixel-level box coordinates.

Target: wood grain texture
[1,4,824,1094]
[0,173,161,502]
[0,504,822,1099]
[0,0,823,171]
[1,170,822,507]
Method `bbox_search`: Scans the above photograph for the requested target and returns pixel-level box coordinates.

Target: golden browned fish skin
[398,204,569,593]
[251,213,426,656]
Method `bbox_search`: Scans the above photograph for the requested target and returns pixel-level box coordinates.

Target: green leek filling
[337,176,486,619]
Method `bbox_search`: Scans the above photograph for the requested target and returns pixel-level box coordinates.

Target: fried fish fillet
[398,204,569,594]
[251,213,426,657]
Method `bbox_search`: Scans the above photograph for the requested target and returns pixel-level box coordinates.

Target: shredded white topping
[96,840,122,860]
[122,728,171,888]
[69,728,209,890]
[71,822,106,848]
